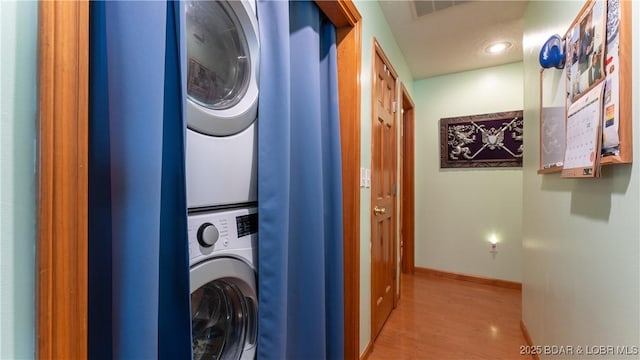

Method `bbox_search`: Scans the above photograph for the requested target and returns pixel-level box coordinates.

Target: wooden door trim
[370,37,399,341]
[316,0,360,28]
[37,1,89,358]
[400,82,415,275]
[314,2,362,359]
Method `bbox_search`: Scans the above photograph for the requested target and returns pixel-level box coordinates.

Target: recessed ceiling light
[486,42,512,54]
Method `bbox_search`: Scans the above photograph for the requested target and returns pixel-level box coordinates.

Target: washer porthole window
[186,1,250,110]
[191,280,247,360]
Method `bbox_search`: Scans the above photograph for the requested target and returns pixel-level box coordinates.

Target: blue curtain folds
[88,1,191,358]
[88,2,112,358]
[158,2,192,358]
[257,1,345,359]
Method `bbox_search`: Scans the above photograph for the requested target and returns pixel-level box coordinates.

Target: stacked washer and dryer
[183,1,259,359]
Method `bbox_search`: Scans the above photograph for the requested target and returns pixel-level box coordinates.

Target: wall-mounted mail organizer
[538,0,632,178]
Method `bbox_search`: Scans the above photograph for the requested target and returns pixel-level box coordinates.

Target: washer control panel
[188,207,258,265]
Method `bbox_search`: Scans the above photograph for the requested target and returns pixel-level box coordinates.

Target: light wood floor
[366,273,528,360]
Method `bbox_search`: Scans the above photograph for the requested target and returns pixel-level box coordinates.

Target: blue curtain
[257,1,344,359]
[88,1,192,359]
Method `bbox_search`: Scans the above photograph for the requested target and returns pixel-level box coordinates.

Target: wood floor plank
[367,273,529,360]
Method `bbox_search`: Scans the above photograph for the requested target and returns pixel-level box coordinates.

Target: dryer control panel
[188,207,257,267]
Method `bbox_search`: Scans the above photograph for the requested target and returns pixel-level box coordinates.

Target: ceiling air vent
[413,0,470,17]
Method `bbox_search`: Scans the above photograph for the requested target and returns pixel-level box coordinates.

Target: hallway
[367,273,527,360]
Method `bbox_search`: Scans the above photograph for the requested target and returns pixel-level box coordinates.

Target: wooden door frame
[38,1,363,359]
[399,83,415,275]
[315,2,363,359]
[369,37,399,340]
[37,1,89,358]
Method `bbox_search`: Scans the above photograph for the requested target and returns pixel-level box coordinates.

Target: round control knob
[197,222,219,248]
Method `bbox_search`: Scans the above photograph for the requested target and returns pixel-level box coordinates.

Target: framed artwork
[440,110,524,168]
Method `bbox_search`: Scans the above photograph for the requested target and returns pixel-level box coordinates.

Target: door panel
[400,83,415,276]
[371,43,397,341]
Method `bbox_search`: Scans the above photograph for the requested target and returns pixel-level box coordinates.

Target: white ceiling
[378,0,529,79]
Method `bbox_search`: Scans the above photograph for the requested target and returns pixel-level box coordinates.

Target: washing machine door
[191,257,257,360]
[185,0,259,137]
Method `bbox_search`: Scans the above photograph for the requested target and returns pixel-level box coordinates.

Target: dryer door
[190,258,257,360]
[185,0,259,137]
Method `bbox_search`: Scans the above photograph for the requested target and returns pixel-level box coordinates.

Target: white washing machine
[189,207,258,360]
[184,0,259,210]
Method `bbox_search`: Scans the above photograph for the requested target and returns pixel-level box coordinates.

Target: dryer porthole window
[186,0,250,111]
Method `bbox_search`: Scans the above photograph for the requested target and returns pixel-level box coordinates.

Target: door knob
[373,206,386,216]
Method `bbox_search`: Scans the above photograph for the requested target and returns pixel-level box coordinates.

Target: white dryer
[189,207,258,360]
[184,0,259,210]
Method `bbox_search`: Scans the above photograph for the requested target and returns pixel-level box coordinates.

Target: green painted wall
[353,0,414,355]
[0,1,38,358]
[413,62,524,283]
[522,1,639,357]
